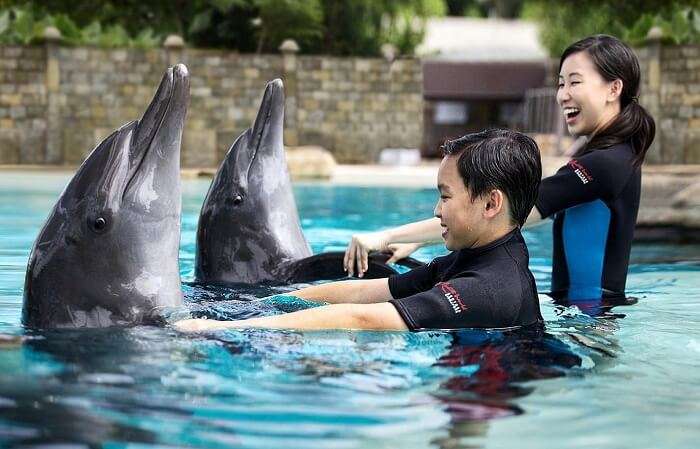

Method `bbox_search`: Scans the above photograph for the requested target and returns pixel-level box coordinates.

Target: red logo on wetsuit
[438,282,467,314]
[567,159,593,185]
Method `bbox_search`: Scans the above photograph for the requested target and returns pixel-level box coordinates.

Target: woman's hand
[344,233,422,277]
[343,231,389,277]
[385,242,423,264]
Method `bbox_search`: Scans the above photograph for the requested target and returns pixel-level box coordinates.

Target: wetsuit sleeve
[389,276,508,330]
[535,148,637,218]
[387,258,441,299]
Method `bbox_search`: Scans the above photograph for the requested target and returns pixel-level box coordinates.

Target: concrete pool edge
[2,162,700,242]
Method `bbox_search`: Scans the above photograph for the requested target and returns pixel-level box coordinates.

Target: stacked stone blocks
[1,34,698,165]
[638,40,700,164]
[0,46,47,164]
[0,38,422,166]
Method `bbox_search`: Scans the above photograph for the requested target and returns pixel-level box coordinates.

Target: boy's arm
[173,278,403,332]
[174,302,408,332]
[293,278,392,304]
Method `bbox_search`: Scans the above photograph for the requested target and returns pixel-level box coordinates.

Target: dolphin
[22,64,190,329]
[195,79,422,285]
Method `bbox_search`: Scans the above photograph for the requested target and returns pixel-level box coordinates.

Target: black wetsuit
[535,143,640,301]
[388,229,542,330]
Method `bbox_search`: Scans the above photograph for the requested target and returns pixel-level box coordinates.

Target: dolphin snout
[173,63,188,78]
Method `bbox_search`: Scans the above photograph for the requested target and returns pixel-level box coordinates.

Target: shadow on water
[0,284,628,448]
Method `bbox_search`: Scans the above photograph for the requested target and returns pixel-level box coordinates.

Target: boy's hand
[173,318,231,333]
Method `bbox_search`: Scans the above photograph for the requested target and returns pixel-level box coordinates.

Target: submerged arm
[174,302,407,332]
[173,278,405,332]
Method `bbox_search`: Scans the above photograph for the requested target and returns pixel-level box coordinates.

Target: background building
[418,17,550,156]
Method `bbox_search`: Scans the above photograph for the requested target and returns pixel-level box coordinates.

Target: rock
[163,35,185,49]
[673,181,700,207]
[378,148,421,166]
[285,145,336,180]
[638,169,700,229]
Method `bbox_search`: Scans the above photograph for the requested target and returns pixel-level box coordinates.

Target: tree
[523,0,700,57]
[1,0,443,55]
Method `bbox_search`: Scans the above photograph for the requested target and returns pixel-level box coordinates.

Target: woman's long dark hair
[560,35,656,165]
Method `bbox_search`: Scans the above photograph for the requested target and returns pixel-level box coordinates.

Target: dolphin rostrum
[23,64,190,328]
[195,79,421,285]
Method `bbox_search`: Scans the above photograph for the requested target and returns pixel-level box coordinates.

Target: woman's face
[557,51,622,137]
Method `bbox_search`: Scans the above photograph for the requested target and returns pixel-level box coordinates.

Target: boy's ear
[483,189,504,218]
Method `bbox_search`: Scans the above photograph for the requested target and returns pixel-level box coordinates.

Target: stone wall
[295,57,423,163]
[0,46,47,164]
[637,40,700,164]
[1,34,698,166]
[0,37,422,166]
[55,47,284,167]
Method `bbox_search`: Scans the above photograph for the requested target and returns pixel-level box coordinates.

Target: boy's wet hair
[441,129,542,227]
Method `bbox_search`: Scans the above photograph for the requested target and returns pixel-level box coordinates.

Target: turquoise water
[1,171,699,448]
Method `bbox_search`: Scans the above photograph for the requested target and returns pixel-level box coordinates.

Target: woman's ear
[483,189,504,219]
[608,79,623,103]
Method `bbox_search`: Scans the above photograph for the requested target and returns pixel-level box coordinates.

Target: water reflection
[0,286,629,448]
[427,327,583,448]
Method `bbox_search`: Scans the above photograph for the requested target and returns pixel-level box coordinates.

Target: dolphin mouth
[122,64,189,197]
[246,78,284,171]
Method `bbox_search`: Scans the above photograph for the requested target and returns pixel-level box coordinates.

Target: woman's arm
[345,208,547,277]
[344,217,442,277]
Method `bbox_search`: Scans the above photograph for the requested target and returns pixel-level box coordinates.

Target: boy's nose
[434,201,441,218]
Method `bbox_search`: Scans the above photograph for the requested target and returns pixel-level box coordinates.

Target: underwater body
[1,173,699,448]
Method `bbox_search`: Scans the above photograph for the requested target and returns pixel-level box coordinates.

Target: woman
[345,34,655,304]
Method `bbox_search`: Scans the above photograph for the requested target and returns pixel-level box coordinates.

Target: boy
[176,129,543,332]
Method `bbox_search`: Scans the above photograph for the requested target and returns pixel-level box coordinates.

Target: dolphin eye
[91,217,108,233]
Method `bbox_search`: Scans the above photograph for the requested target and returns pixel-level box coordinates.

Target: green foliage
[0,4,162,47]
[624,5,700,46]
[311,0,438,56]
[446,0,522,18]
[523,0,700,57]
[383,2,438,56]
[256,0,324,52]
[0,0,441,55]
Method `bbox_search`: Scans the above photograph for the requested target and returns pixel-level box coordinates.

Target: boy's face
[434,155,489,251]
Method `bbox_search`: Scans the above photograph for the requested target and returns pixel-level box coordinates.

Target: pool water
[0,172,699,448]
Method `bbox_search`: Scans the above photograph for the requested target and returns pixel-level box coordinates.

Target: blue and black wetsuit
[388,229,542,330]
[535,143,640,301]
